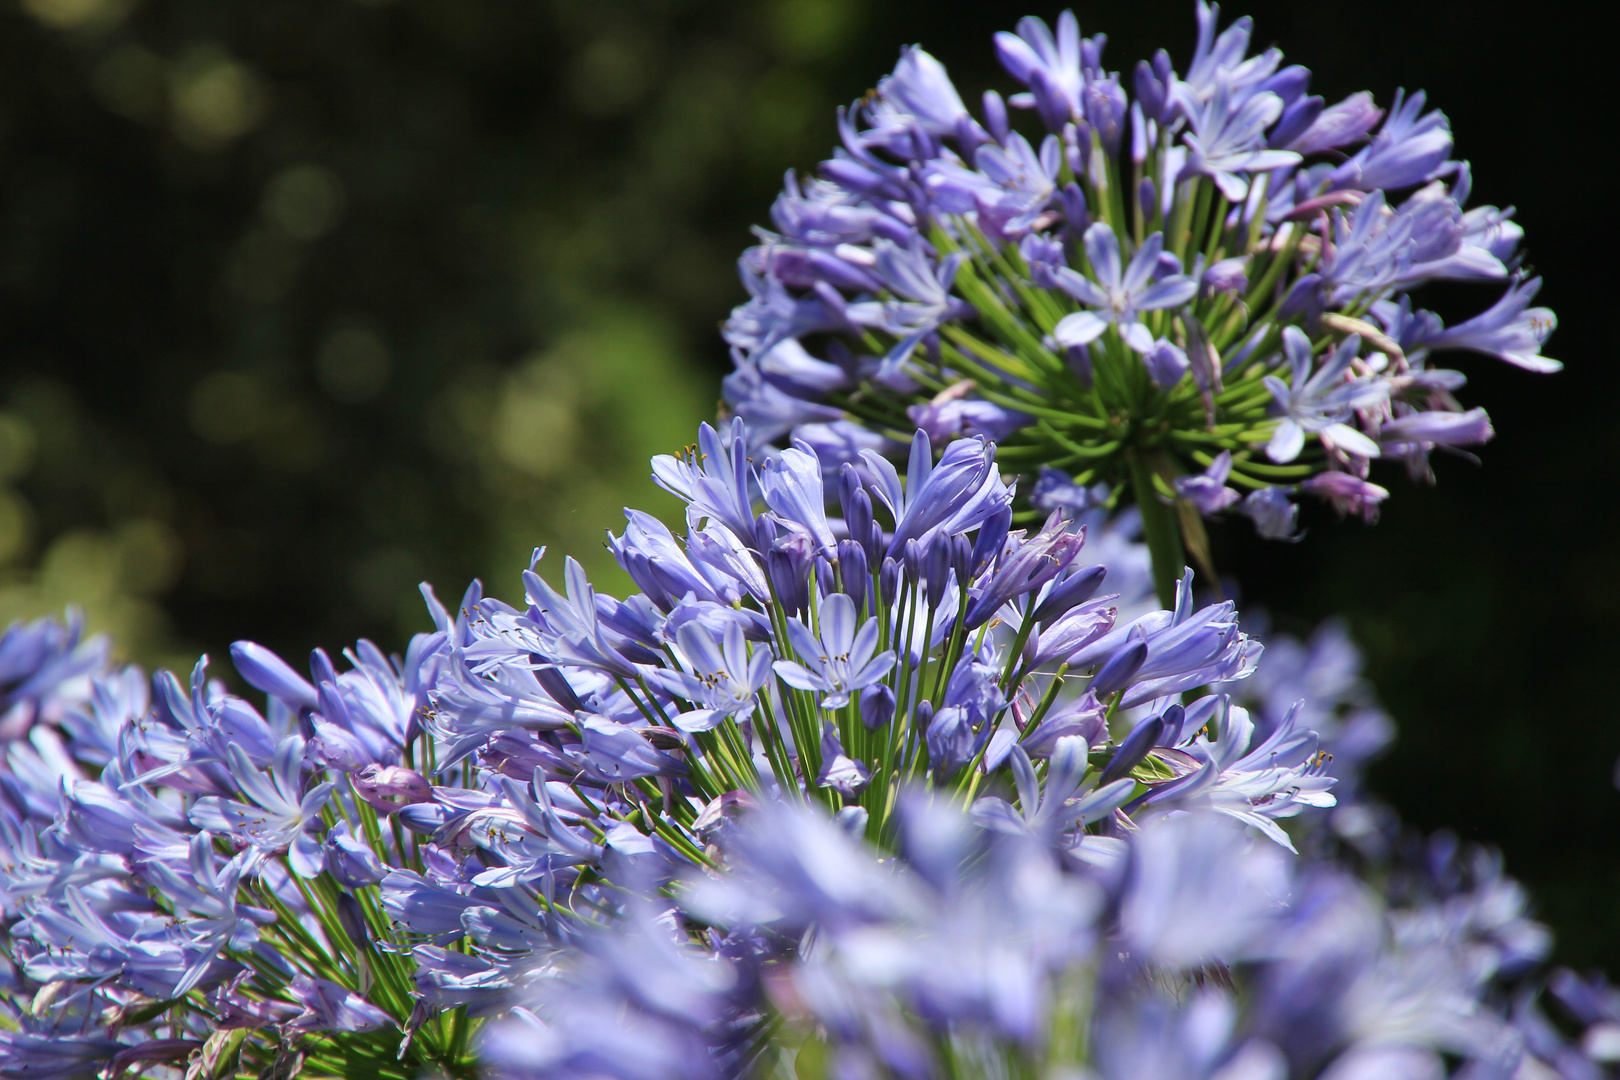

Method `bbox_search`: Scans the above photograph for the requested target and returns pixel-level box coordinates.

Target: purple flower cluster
[0,8,1582,1075]
[0,413,1327,1077]
[720,3,1557,603]
[0,413,1590,1080]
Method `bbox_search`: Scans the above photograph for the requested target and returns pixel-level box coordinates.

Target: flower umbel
[721,2,1557,603]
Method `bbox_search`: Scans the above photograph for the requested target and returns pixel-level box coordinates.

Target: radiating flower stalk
[722,3,1558,604]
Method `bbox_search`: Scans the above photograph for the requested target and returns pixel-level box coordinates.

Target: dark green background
[1,0,1612,966]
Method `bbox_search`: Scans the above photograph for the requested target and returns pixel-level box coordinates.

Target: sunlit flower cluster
[722,3,1557,600]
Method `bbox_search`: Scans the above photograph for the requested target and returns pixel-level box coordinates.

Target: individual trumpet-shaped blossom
[1174,450,1242,514]
[1424,276,1560,373]
[655,619,775,733]
[1264,328,1390,463]
[1177,77,1300,201]
[1053,227,1198,354]
[773,594,895,710]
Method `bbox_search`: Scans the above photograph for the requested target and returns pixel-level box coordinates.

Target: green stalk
[1126,446,1185,608]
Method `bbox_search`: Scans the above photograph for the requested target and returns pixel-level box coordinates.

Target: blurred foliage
[0,0,1615,970]
[0,0,882,667]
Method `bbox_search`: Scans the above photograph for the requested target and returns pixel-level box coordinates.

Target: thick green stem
[1126,447,1185,609]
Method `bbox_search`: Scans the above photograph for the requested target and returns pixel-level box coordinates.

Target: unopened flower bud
[860,684,896,731]
[838,540,869,615]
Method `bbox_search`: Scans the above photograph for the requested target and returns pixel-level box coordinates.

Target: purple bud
[1202,256,1249,295]
[815,554,836,597]
[839,463,868,529]
[903,537,925,586]
[866,520,886,566]
[1098,713,1165,785]
[535,666,584,712]
[1029,564,1106,625]
[354,765,433,813]
[336,891,373,947]
[1134,58,1167,121]
[231,641,318,711]
[767,538,813,617]
[623,551,675,611]
[1060,181,1089,239]
[880,557,901,606]
[309,647,339,691]
[924,533,953,610]
[951,534,974,584]
[969,504,1012,579]
[753,514,779,552]
[1152,49,1173,85]
[982,89,1010,144]
[1259,65,1311,106]
[1143,339,1190,387]
[843,484,878,565]
[1269,95,1323,150]
[1090,636,1148,696]
[1083,77,1127,158]
[1287,92,1383,155]
[1156,703,1186,746]
[1130,101,1152,164]
[905,128,941,164]
[860,684,896,731]
[1080,33,1104,73]
[324,822,386,887]
[1137,177,1157,220]
[838,540,869,615]
[397,801,449,836]
[1066,343,1094,388]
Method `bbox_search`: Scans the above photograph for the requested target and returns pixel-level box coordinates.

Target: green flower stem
[1020,670,1068,741]
[931,589,972,704]
[754,693,801,803]
[1126,447,1185,608]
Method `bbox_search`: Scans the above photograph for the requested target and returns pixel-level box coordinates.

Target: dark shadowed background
[1,0,1613,965]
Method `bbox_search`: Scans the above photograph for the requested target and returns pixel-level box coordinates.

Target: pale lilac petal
[1054,311,1109,347]
[1082,222,1122,286]
[1267,419,1305,463]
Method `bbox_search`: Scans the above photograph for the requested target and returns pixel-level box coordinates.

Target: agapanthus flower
[1051,226,1198,353]
[773,593,895,709]
[717,2,1557,605]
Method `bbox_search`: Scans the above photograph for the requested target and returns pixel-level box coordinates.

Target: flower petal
[1054,311,1109,347]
